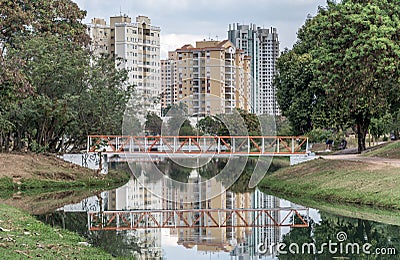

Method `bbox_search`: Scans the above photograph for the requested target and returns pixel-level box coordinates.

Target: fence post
[87,136,90,153]
[292,138,295,153]
[262,137,265,154]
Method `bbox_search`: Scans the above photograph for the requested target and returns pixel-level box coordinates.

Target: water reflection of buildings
[175,170,253,254]
[108,166,164,259]
[227,190,281,259]
[105,162,282,259]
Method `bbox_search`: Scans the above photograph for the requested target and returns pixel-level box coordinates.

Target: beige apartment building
[161,40,251,115]
[86,18,111,57]
[87,15,161,113]
[160,58,177,112]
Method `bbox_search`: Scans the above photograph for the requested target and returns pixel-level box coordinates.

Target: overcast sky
[74,0,327,58]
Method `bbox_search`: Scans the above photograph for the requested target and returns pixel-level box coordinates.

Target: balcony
[225,94,234,100]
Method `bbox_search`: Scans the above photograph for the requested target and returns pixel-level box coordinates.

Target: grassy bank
[0,203,120,259]
[0,170,129,194]
[265,190,400,226]
[0,153,130,191]
[0,188,113,215]
[363,141,400,159]
[260,158,400,210]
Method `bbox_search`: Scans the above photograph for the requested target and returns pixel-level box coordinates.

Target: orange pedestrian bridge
[87,135,310,157]
[87,207,309,231]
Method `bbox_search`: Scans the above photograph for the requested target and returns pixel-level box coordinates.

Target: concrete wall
[61,153,108,174]
[290,154,318,166]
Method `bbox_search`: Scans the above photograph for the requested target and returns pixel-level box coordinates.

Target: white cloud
[160,33,205,59]
[139,0,190,12]
[75,0,327,51]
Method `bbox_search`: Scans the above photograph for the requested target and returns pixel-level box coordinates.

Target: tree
[1,35,132,152]
[274,50,323,135]
[65,54,133,152]
[145,112,162,135]
[4,34,88,152]
[277,0,400,152]
[370,114,391,143]
[388,109,400,140]
[197,116,221,135]
[164,103,195,136]
[178,120,195,136]
[0,0,89,46]
[216,110,261,136]
[0,0,100,153]
[311,0,400,152]
[276,116,293,136]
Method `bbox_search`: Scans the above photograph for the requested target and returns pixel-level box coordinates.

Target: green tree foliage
[280,212,400,259]
[275,0,400,152]
[0,1,132,153]
[196,110,262,136]
[178,120,195,136]
[166,106,195,136]
[388,109,400,140]
[276,116,293,136]
[11,34,88,98]
[311,1,400,152]
[145,112,162,135]
[0,0,89,46]
[274,51,323,135]
[66,54,133,151]
[197,116,221,135]
[370,114,391,142]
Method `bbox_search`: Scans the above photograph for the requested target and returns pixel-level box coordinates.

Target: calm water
[36,160,400,259]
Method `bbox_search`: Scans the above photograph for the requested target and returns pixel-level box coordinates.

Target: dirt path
[321,154,400,168]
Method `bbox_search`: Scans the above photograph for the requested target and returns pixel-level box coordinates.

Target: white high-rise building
[87,15,161,114]
[160,56,177,114]
[228,24,280,115]
[111,15,161,97]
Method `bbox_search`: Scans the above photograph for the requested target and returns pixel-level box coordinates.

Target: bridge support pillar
[290,154,317,166]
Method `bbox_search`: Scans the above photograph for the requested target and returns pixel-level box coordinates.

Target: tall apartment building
[86,18,111,56]
[228,24,280,115]
[87,15,161,113]
[161,40,251,115]
[160,57,177,112]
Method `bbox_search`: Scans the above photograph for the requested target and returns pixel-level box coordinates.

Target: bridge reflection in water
[88,207,309,231]
[60,159,313,259]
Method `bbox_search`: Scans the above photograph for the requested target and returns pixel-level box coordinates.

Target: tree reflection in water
[280,212,400,259]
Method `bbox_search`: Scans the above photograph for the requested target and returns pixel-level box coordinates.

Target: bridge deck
[87,135,309,156]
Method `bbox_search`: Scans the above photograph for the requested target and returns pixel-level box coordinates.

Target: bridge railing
[87,207,309,231]
[87,135,309,155]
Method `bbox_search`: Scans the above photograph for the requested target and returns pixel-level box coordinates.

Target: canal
[35,159,400,259]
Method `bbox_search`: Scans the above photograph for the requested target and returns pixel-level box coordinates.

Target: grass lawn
[260,158,400,210]
[0,203,121,259]
[363,141,400,159]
